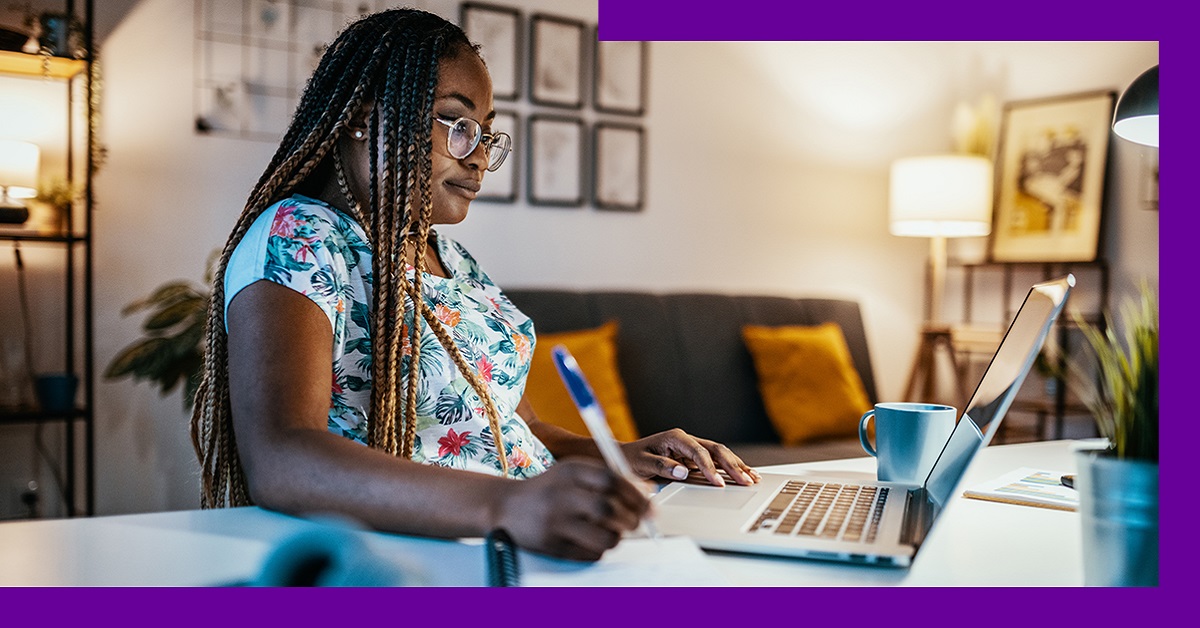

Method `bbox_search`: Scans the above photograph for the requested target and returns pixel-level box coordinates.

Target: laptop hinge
[899,487,937,548]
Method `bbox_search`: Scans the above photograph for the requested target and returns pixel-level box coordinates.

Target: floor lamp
[890,155,993,406]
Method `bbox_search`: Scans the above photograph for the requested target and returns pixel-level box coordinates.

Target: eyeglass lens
[444,117,511,172]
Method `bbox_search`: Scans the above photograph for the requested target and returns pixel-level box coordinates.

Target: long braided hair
[190,9,509,509]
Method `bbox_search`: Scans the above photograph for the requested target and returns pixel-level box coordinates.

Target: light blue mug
[858,402,956,484]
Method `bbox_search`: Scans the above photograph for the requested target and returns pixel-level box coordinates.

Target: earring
[352,129,365,140]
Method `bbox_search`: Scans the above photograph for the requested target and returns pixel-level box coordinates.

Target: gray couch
[503,289,878,467]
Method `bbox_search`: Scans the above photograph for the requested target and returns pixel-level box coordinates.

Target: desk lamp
[1112,65,1158,148]
[0,139,40,225]
[889,154,993,403]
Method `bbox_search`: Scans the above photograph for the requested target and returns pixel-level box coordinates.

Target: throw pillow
[742,322,873,446]
[524,321,641,442]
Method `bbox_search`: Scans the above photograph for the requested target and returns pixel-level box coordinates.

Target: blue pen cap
[551,345,598,408]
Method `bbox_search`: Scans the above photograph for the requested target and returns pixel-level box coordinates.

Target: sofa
[503,289,879,467]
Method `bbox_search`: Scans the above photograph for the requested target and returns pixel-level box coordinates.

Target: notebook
[650,275,1074,567]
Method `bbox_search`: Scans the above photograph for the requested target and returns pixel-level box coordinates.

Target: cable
[12,242,69,513]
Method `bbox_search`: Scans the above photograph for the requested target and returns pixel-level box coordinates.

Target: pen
[552,346,662,541]
[1060,474,1075,489]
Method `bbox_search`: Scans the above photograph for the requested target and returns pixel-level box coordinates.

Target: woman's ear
[346,100,373,141]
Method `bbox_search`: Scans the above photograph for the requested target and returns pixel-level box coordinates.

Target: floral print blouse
[224,194,554,478]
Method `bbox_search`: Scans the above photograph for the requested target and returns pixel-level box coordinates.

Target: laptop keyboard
[747,481,889,543]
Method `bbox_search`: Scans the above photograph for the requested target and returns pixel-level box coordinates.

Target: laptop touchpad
[662,487,758,509]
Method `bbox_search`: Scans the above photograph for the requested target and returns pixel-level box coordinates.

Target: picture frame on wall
[593,122,644,211]
[594,36,647,116]
[528,115,584,207]
[478,111,519,203]
[989,90,1116,263]
[460,2,520,101]
[529,14,585,109]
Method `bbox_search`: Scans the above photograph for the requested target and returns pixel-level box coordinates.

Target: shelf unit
[953,259,1108,443]
[0,0,95,517]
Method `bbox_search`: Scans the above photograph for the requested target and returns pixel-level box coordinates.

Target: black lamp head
[1112,64,1158,147]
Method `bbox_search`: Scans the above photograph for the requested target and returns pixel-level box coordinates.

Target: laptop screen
[923,275,1074,507]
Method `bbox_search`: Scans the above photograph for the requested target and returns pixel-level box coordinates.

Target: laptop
[650,275,1075,567]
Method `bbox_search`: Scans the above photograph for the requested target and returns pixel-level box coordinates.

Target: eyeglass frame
[433,116,512,172]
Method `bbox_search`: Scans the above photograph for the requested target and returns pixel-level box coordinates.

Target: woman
[191,8,758,562]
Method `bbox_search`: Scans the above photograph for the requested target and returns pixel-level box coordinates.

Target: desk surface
[0,440,1086,586]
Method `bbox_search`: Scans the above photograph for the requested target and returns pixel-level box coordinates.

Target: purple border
[5,0,1184,621]
[597,0,1161,40]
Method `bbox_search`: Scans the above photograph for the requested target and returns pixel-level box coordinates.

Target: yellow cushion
[742,322,873,446]
[524,321,641,442]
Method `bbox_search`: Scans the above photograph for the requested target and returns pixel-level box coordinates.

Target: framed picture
[478,110,519,203]
[594,36,647,116]
[989,91,1116,263]
[528,115,584,207]
[529,14,585,109]
[461,2,520,101]
[593,122,645,211]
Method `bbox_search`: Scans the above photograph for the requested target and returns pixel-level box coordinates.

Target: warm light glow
[889,155,993,237]
[0,139,40,199]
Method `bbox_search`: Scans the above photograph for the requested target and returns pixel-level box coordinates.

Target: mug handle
[858,410,877,457]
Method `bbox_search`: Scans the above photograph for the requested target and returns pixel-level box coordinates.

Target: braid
[397,34,434,462]
[192,9,509,508]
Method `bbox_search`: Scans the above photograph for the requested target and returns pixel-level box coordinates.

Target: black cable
[13,242,35,388]
[13,242,68,512]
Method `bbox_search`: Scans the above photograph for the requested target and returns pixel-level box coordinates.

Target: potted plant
[104,254,214,409]
[35,177,78,235]
[1070,282,1158,586]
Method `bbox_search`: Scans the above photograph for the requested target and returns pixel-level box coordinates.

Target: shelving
[0,0,94,517]
[0,49,86,79]
[952,259,1107,443]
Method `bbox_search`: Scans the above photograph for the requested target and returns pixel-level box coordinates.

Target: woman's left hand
[620,428,761,487]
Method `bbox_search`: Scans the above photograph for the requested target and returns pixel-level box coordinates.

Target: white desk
[0,440,1084,586]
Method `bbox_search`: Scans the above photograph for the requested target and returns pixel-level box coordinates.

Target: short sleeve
[224,198,356,334]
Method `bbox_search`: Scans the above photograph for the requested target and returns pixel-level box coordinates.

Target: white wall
[3,0,1157,516]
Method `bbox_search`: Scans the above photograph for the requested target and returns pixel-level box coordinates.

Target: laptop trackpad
[662,487,758,509]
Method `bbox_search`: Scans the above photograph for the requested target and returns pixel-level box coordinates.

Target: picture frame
[527,115,584,207]
[988,91,1116,263]
[478,110,519,203]
[529,14,585,109]
[593,35,647,116]
[593,122,645,211]
[460,2,521,101]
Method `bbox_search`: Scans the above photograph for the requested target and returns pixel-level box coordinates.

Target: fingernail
[714,475,726,487]
[671,466,688,480]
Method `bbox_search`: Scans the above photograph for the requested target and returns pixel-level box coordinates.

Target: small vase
[1075,447,1159,586]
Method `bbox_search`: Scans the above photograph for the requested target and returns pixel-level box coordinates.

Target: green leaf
[121,282,202,316]
[104,337,171,379]
[143,295,207,331]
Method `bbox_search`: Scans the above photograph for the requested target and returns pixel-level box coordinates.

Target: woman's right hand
[492,459,652,561]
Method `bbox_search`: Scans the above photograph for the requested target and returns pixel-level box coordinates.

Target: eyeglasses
[434,116,512,172]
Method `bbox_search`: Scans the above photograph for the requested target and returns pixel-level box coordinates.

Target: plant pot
[1075,447,1158,586]
[34,372,78,415]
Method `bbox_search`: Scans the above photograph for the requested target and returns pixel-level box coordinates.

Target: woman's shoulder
[265,195,364,238]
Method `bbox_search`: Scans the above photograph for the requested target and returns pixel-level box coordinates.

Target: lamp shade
[1112,65,1158,148]
[0,139,40,199]
[889,155,993,238]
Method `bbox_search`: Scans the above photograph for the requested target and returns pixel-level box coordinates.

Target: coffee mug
[858,402,956,484]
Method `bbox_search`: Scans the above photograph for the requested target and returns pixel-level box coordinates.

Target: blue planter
[1075,448,1159,586]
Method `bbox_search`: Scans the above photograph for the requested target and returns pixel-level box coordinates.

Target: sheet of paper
[520,536,729,587]
[962,466,1079,511]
